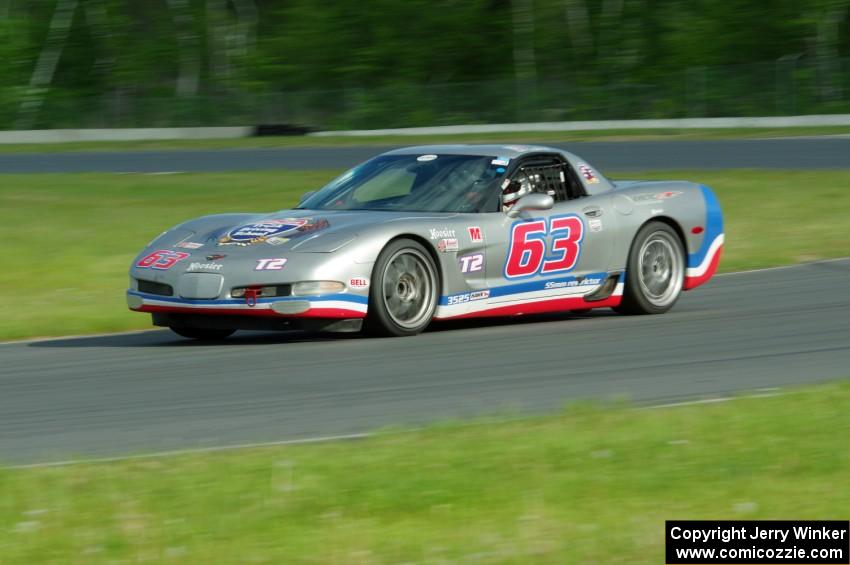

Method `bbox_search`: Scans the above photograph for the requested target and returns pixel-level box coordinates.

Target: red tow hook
[244,287,260,307]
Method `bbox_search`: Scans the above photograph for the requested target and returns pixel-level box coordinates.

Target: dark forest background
[2,0,849,129]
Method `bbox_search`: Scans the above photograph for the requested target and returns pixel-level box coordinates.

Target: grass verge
[1,381,849,563]
[0,125,849,153]
[2,169,849,340]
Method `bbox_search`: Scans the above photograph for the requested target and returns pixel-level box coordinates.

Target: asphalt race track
[1,137,849,173]
[2,259,849,465]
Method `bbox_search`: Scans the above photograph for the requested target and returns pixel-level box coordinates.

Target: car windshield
[297,154,506,213]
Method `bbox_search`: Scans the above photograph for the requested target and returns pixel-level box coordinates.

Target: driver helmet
[501,172,535,211]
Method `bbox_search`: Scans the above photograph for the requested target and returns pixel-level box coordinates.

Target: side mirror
[507,193,554,218]
[299,190,317,204]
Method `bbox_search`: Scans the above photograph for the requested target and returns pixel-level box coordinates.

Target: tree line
[1,0,849,129]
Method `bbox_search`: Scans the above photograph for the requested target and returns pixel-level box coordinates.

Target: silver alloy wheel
[637,230,683,307]
[381,248,437,330]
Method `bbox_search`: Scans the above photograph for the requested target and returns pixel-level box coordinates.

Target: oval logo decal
[219,219,309,246]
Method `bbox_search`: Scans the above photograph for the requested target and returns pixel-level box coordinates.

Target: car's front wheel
[366,238,439,337]
[617,221,685,315]
[169,327,235,341]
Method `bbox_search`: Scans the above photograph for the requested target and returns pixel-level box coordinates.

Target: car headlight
[147,228,194,247]
[291,281,345,296]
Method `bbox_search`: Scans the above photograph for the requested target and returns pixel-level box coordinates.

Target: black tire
[366,238,439,337]
[616,221,685,315]
[170,327,235,341]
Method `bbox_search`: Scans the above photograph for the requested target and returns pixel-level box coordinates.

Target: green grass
[1,168,849,340]
[1,125,849,153]
[0,171,325,340]
[621,170,850,272]
[1,381,849,563]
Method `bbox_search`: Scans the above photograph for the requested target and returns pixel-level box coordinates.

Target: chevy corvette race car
[127,144,723,339]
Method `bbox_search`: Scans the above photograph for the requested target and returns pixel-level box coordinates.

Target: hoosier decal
[187,262,223,272]
[429,227,456,240]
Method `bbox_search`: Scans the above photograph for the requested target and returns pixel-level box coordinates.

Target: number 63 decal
[504,214,584,279]
[136,249,190,270]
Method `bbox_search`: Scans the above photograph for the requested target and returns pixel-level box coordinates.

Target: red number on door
[541,216,584,274]
[504,220,547,278]
[504,215,584,278]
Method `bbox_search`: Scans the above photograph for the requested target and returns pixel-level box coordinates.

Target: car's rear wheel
[616,221,684,315]
[169,327,235,341]
[366,238,438,336]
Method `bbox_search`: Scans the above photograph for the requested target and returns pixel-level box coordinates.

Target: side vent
[583,273,620,302]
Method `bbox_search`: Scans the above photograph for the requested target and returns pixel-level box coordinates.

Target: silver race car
[127,145,723,339]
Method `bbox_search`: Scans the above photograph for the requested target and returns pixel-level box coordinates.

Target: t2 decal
[504,214,584,279]
[136,250,190,270]
[255,258,287,271]
[459,253,484,273]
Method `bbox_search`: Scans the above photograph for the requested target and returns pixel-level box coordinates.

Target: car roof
[380,144,613,196]
[383,144,561,158]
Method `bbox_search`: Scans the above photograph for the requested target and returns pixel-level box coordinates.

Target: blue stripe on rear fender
[688,185,724,269]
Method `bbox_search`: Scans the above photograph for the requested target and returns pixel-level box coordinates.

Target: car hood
[159,208,458,255]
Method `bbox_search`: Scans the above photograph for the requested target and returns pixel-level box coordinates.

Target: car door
[484,154,617,304]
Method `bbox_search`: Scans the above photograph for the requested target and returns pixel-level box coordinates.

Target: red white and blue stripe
[127,290,368,318]
[684,185,724,290]
[434,272,623,320]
